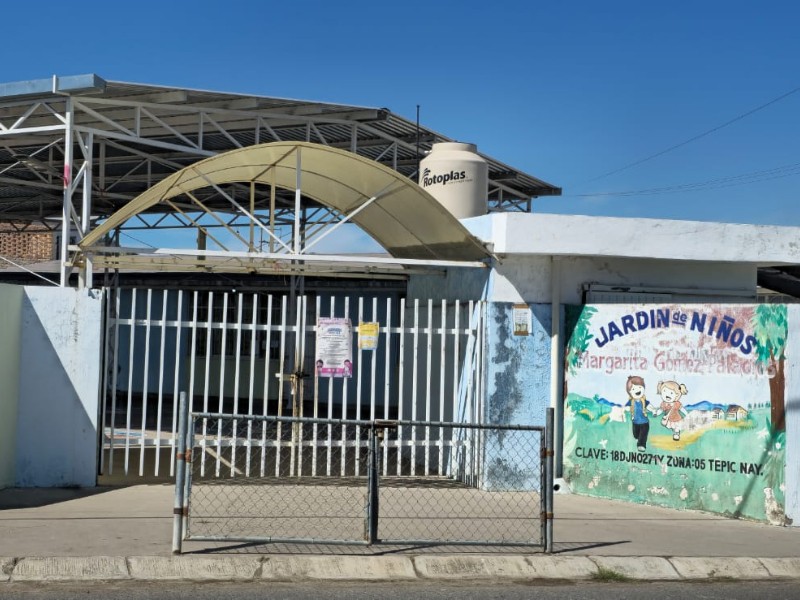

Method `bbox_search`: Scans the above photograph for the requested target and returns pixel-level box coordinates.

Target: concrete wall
[15,287,103,487]
[562,303,793,525]
[0,284,23,488]
[489,255,756,305]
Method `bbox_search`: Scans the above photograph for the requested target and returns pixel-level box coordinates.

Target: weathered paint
[0,284,23,488]
[563,303,789,524]
[481,302,551,490]
[15,287,102,487]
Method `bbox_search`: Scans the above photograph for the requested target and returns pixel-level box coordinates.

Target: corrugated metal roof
[0,75,560,226]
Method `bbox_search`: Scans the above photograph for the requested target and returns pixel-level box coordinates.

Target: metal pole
[545,407,555,553]
[79,132,94,289]
[172,391,188,554]
[366,426,379,544]
[60,97,74,287]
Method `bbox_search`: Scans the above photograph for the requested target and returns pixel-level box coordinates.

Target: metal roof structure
[0,74,560,285]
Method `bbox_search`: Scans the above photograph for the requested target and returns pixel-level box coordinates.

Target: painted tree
[564,306,597,398]
[751,304,788,433]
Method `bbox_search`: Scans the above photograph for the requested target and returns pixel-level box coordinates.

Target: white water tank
[419,142,488,219]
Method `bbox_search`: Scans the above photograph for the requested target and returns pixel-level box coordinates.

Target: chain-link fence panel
[176,413,551,550]
[376,422,545,546]
[185,414,374,544]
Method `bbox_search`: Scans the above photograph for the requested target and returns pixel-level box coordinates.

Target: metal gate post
[366,425,381,544]
[172,391,188,554]
[544,407,555,553]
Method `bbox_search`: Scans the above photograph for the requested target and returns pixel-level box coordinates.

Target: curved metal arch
[80,141,490,261]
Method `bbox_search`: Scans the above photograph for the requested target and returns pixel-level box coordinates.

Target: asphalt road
[2,581,799,600]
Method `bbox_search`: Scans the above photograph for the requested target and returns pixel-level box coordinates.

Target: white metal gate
[100,287,486,479]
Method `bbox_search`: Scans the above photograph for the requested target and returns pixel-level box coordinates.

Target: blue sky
[4,0,799,229]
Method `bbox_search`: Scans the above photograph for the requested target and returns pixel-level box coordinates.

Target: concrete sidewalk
[0,484,798,583]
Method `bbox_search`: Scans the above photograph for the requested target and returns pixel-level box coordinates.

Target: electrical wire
[580,85,800,185]
[566,160,800,198]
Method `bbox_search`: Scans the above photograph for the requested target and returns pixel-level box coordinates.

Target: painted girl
[625,375,651,452]
[656,380,689,441]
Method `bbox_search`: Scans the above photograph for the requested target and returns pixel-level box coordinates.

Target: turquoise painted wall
[481,302,552,491]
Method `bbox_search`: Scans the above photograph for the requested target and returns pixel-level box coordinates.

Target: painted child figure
[655,380,689,441]
[624,375,652,452]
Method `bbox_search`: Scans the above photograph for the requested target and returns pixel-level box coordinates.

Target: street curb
[668,557,771,580]
[128,556,262,581]
[1,558,14,583]
[1,555,799,583]
[590,556,681,580]
[262,556,417,581]
[11,557,129,582]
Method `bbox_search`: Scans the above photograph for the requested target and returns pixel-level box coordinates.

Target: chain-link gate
[172,396,554,552]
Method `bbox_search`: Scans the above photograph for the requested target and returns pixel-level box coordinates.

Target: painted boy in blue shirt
[625,375,651,452]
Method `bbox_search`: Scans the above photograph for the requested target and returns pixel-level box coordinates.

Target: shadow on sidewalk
[0,485,127,510]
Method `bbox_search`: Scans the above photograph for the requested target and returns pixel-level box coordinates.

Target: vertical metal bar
[216,293,229,477]
[465,301,475,483]
[275,294,287,477]
[289,295,300,477]
[366,425,379,545]
[396,297,406,476]
[139,289,153,476]
[245,293,258,477]
[355,296,364,476]
[341,295,351,477]
[106,287,121,474]
[545,407,555,553]
[411,299,419,475]
[99,287,111,476]
[260,294,274,477]
[59,97,73,287]
[170,290,184,477]
[172,391,188,555]
[296,294,307,477]
[201,292,214,477]
[312,295,320,477]
[369,297,377,422]
[124,288,137,475]
[438,299,446,476]
[326,296,335,476]
[449,300,461,476]
[155,290,168,476]
[424,299,433,476]
[231,293,244,476]
[369,297,378,477]
[382,297,391,476]
[79,131,93,289]
[294,148,302,254]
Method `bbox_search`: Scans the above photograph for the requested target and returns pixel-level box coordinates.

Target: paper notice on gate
[315,317,353,378]
[358,322,379,351]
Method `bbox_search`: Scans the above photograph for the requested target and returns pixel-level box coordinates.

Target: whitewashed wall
[14,287,103,487]
[0,284,23,488]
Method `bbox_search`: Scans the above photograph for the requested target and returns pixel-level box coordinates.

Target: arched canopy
[80,141,491,262]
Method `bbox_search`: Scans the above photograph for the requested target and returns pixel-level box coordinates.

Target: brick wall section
[0,224,54,261]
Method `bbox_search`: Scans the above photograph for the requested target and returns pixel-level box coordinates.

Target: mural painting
[562,304,788,524]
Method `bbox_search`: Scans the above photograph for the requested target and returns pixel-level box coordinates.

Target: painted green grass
[562,393,785,523]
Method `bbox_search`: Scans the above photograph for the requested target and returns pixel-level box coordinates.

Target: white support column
[294,147,302,254]
[79,132,94,289]
[549,256,563,476]
[60,98,74,287]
